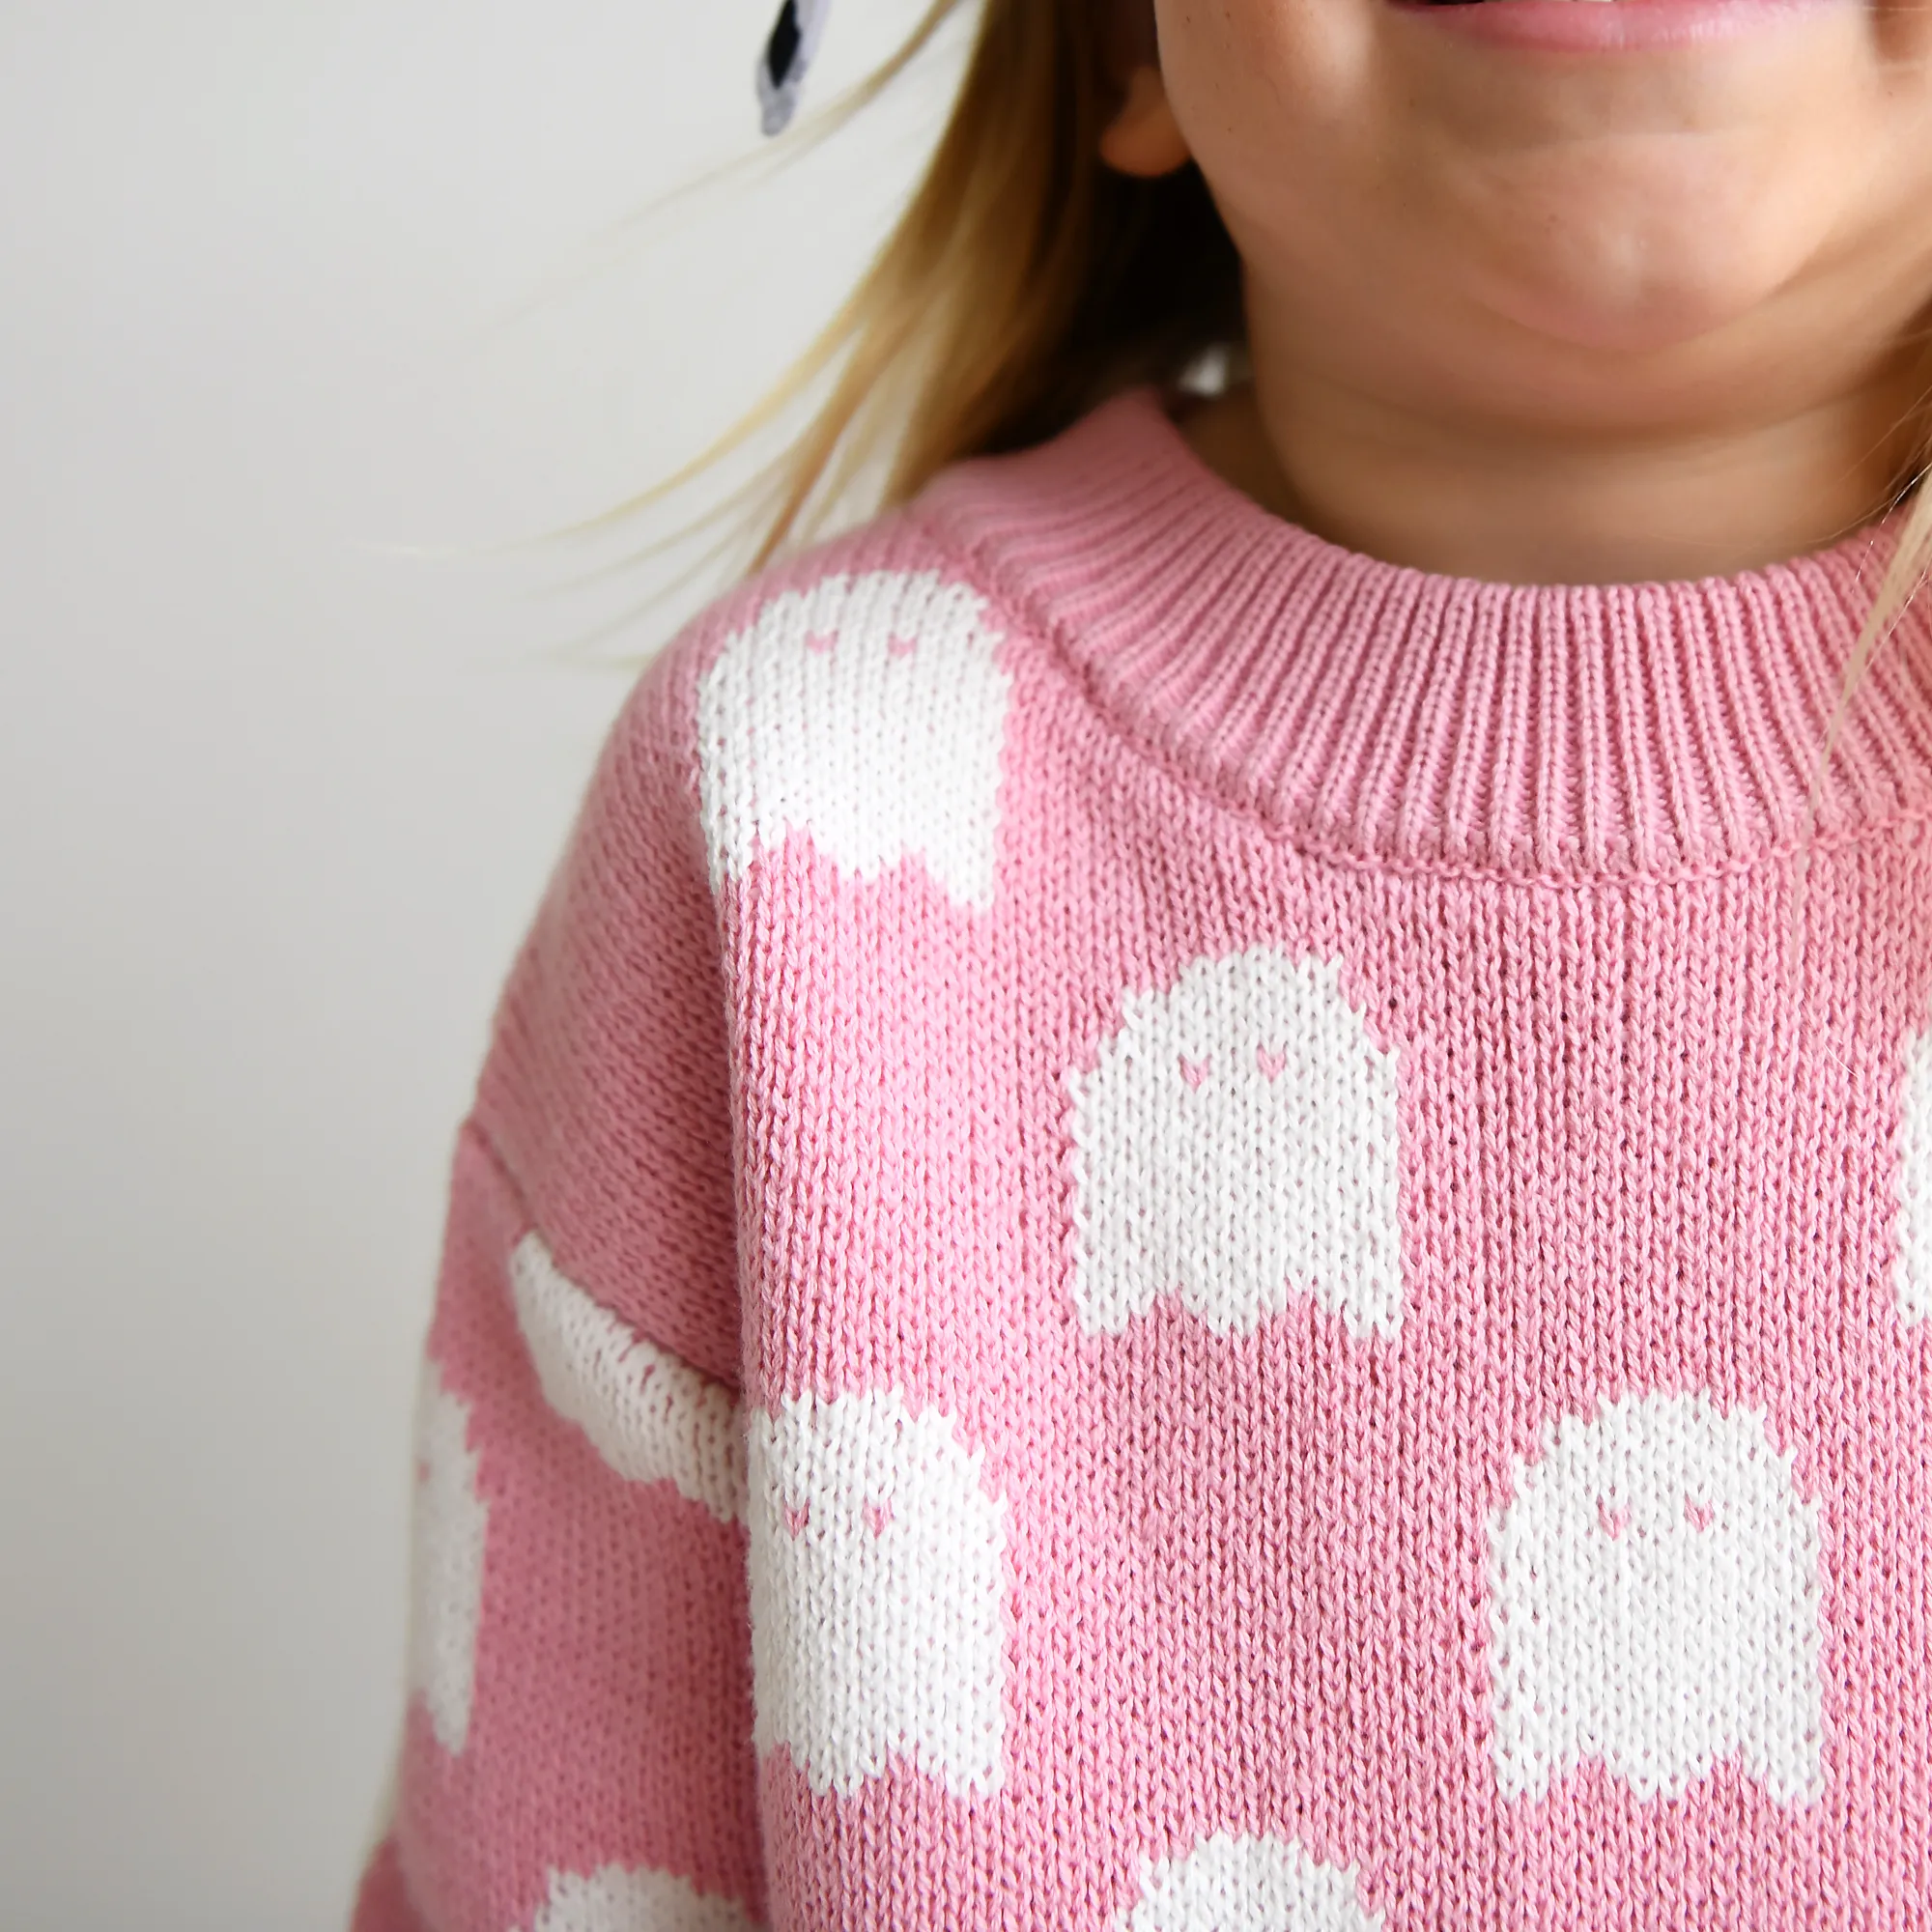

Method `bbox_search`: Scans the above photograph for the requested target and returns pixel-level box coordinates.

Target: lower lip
[1389,0,1843,53]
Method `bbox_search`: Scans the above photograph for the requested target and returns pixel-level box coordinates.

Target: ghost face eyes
[1594,1494,1720,1539]
[747,1391,1009,1801]
[1070,949,1406,1342]
[1492,1393,1824,1805]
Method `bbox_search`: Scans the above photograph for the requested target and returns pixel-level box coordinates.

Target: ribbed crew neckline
[917,386,1932,880]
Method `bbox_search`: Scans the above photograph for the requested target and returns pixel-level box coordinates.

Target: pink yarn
[355,390,1932,1931]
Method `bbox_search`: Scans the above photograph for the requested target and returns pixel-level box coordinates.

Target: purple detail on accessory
[758,0,834,136]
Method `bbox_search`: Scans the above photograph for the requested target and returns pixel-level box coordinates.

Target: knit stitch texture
[353,388,1932,1931]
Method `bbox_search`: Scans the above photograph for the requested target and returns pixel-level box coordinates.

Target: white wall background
[0,7,961,1925]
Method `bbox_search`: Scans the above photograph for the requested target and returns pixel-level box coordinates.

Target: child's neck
[1181,361,1923,588]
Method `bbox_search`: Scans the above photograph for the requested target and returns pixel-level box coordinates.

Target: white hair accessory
[757,0,834,136]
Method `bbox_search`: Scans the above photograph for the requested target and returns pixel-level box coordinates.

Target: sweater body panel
[362,393,1932,1931]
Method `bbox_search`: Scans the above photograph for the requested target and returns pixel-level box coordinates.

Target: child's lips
[1389,0,1848,50]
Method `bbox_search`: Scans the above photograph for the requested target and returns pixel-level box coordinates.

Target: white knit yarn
[1113,1833,1384,1931]
[509,1233,747,1526]
[407,1358,490,1757]
[696,570,1012,911]
[1489,1390,1824,1804]
[525,1862,760,1932]
[1893,1024,1932,1322]
[746,1388,1008,1799]
[1069,948,1405,1340]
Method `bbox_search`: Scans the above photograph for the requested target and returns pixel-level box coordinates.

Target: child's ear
[1099,65,1192,179]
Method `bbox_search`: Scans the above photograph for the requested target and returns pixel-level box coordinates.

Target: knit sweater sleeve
[349,632,765,1932]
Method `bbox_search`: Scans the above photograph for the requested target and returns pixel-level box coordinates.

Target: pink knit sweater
[353,388,1932,1932]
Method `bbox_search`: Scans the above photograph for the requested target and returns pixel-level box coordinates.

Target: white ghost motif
[509,1232,747,1525]
[1489,1389,1824,1804]
[747,1389,1008,1798]
[696,570,1011,910]
[1112,1833,1384,1932]
[524,1862,760,1932]
[1068,948,1404,1340]
[408,1358,489,1756]
[1892,1023,1932,1323]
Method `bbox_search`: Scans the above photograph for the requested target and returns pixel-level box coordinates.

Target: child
[353,0,1932,1924]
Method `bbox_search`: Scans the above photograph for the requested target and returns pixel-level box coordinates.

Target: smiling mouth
[1391,0,1845,52]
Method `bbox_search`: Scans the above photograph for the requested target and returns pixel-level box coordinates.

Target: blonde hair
[707,0,1932,753]
[709,0,1237,570]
